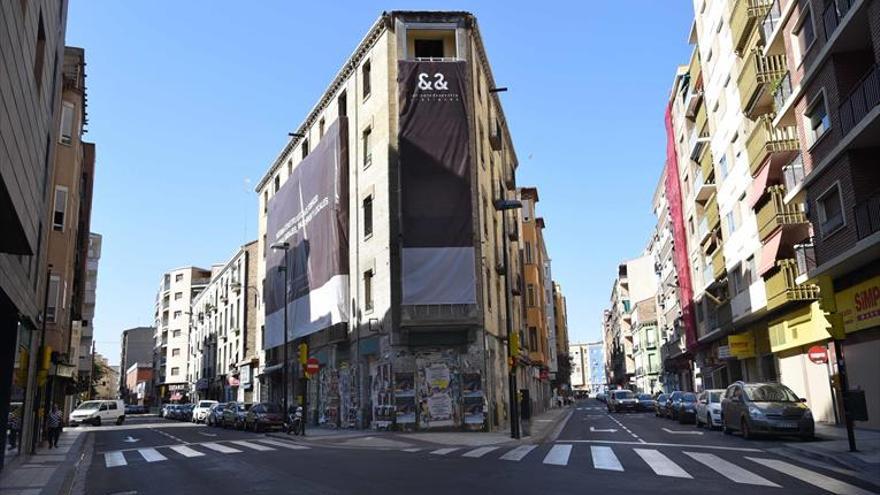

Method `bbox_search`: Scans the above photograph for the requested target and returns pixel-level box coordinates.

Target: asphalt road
[77,401,879,495]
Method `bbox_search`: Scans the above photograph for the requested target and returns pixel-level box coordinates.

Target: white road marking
[200,442,242,454]
[104,451,127,468]
[462,446,499,458]
[606,415,642,441]
[684,452,778,486]
[401,447,422,453]
[662,428,703,435]
[590,446,624,471]
[154,429,187,444]
[430,448,459,456]
[557,439,763,452]
[590,426,618,433]
[747,457,875,495]
[543,444,572,466]
[137,448,167,463]
[500,445,537,461]
[229,440,275,452]
[257,439,310,450]
[168,445,205,458]
[634,449,691,478]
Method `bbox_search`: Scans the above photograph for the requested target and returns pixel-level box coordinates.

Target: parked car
[207,403,227,427]
[222,402,252,429]
[666,391,684,420]
[69,399,125,426]
[637,394,655,412]
[721,381,814,440]
[192,400,218,423]
[244,403,284,432]
[183,404,196,422]
[161,404,172,418]
[673,392,697,423]
[695,389,724,429]
[596,393,606,403]
[654,393,668,417]
[607,390,638,413]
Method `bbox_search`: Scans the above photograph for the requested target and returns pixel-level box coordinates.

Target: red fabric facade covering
[664,104,698,351]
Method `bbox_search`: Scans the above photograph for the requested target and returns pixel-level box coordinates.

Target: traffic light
[15,349,29,386]
[298,343,308,365]
[40,346,53,371]
[509,332,520,357]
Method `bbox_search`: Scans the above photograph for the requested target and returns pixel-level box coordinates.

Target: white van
[192,400,218,423]
[69,399,125,426]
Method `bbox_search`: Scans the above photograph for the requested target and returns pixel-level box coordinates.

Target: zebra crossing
[102,438,310,468]
[418,443,876,493]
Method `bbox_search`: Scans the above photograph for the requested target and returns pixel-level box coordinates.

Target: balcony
[712,249,726,281]
[765,259,820,310]
[782,153,805,194]
[839,64,879,138]
[794,241,816,278]
[705,195,721,230]
[731,0,773,54]
[738,49,787,117]
[695,151,716,203]
[822,0,855,41]
[773,72,793,115]
[698,217,711,244]
[854,190,880,241]
[761,0,784,45]
[746,115,800,175]
[756,185,809,240]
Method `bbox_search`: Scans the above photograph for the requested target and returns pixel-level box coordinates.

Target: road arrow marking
[123,436,140,443]
[662,428,703,435]
[590,426,618,433]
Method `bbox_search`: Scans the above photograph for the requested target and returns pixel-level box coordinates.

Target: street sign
[808,345,828,364]
[305,357,319,375]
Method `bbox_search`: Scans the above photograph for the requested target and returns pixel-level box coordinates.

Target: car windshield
[657,394,667,401]
[198,401,214,407]
[262,404,281,413]
[708,391,722,403]
[76,401,101,410]
[613,391,634,399]
[744,384,799,402]
[682,393,697,402]
[638,394,653,400]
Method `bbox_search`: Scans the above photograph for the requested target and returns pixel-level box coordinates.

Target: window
[172,348,180,357]
[263,191,269,213]
[301,139,309,159]
[528,327,539,351]
[338,90,347,118]
[817,183,845,237]
[527,284,536,307]
[171,367,180,376]
[525,242,533,264]
[689,217,695,235]
[173,310,182,319]
[364,269,374,311]
[696,300,704,322]
[287,159,292,177]
[744,256,755,287]
[52,186,67,231]
[362,127,372,168]
[726,211,737,236]
[274,175,280,193]
[485,268,492,311]
[363,195,373,238]
[805,93,830,145]
[414,39,444,58]
[172,329,181,338]
[319,118,325,138]
[482,198,489,235]
[174,292,183,300]
[175,274,183,282]
[46,275,60,323]
[793,9,815,63]
[362,59,371,99]
[717,154,728,180]
[730,264,744,294]
[33,12,45,90]
[60,102,74,144]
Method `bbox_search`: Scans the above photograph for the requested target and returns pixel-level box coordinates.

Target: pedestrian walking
[7,406,21,449]
[47,404,63,448]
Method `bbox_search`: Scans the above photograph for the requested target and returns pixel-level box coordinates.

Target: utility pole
[271,243,291,420]
[495,199,522,439]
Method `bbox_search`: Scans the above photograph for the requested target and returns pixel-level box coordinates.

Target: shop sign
[836,275,880,334]
[728,332,755,359]
[168,383,188,392]
[240,364,252,390]
[717,345,732,360]
[808,345,828,364]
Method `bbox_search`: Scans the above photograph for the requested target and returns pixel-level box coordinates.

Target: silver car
[721,381,814,440]
[695,389,724,429]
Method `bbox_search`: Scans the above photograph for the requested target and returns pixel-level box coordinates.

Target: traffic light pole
[281,248,290,421]
[500,207,520,439]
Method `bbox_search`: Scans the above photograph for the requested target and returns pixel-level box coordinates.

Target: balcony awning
[748,161,772,208]
[759,230,784,276]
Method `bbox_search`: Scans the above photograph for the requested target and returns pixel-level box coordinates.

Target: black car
[222,402,252,429]
[654,393,668,417]
[637,394,655,412]
[674,392,698,423]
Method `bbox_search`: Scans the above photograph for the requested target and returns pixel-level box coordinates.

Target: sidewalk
[0,430,87,495]
[266,405,573,450]
[776,423,880,486]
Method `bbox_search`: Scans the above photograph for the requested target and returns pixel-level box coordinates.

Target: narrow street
[78,403,879,495]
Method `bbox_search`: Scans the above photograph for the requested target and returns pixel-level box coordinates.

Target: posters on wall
[372,363,394,428]
[417,354,456,428]
[462,373,484,426]
[394,372,416,425]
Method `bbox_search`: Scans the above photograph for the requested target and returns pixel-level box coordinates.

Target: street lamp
[270,242,290,418]
[495,198,522,439]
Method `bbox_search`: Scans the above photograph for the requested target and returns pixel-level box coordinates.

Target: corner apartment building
[153,267,210,403]
[756,0,880,428]
[254,11,529,432]
[77,233,100,378]
[604,255,657,389]
[571,342,606,395]
[189,241,258,403]
[0,0,69,466]
[119,326,154,400]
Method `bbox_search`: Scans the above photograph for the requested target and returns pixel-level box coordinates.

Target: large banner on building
[265,118,349,348]
[398,61,476,305]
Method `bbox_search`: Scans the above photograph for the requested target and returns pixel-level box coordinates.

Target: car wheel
[741,418,752,440]
[706,414,712,430]
[800,433,814,442]
[93,417,101,427]
[722,417,732,435]
[116,416,125,426]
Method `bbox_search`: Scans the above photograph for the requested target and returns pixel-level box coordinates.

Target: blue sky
[66,1,695,365]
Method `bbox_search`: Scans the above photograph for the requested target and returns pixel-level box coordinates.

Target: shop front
[835,274,880,429]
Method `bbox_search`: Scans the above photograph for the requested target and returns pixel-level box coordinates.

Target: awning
[748,161,771,208]
[257,363,283,376]
[759,230,784,276]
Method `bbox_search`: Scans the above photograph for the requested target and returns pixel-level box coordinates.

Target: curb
[770,446,880,489]
[779,443,879,473]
